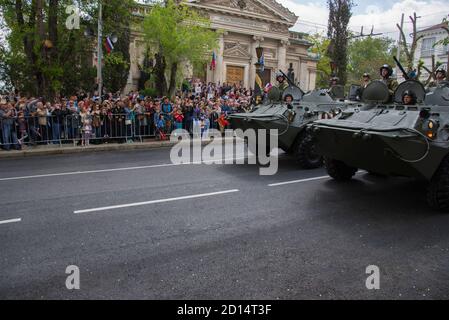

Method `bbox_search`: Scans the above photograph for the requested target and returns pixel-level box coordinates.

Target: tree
[142,0,219,97]
[397,12,424,73]
[347,37,395,84]
[434,16,449,73]
[418,56,444,86]
[307,34,332,88]
[437,17,449,46]
[326,0,354,85]
[99,1,132,94]
[0,0,134,97]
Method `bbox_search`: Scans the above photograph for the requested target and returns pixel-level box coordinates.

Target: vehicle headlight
[423,119,438,139]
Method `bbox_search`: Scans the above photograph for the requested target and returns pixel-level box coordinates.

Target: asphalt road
[1,143,449,300]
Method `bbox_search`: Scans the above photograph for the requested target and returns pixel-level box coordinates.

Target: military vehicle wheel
[427,157,449,212]
[325,158,358,181]
[294,134,323,169]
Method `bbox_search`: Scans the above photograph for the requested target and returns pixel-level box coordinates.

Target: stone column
[277,40,288,74]
[214,32,227,85]
[299,60,309,90]
[308,66,317,90]
[124,38,140,93]
[250,36,264,90]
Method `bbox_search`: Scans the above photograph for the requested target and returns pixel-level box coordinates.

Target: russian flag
[210,52,216,71]
[104,37,114,54]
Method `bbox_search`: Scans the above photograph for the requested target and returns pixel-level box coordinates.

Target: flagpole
[97,0,103,102]
[213,52,216,86]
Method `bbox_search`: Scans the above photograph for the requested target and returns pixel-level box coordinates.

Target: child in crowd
[174,108,184,130]
[17,111,28,145]
[218,113,230,135]
[156,114,166,140]
[82,116,92,146]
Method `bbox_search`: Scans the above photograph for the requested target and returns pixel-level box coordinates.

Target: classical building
[125,0,318,93]
[414,22,448,81]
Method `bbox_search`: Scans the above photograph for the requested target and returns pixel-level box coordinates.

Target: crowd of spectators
[0,81,254,151]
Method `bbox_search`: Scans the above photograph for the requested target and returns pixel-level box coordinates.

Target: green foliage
[307,34,332,89]
[181,79,191,92]
[142,0,219,96]
[347,37,395,84]
[434,17,449,47]
[103,51,131,93]
[140,87,157,98]
[327,0,354,85]
[0,0,133,97]
[99,0,132,94]
[309,34,397,88]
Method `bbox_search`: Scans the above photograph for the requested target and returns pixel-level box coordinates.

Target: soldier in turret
[329,76,339,88]
[327,76,345,100]
[380,64,398,97]
[275,71,289,94]
[361,73,371,89]
[427,69,447,88]
[402,90,417,105]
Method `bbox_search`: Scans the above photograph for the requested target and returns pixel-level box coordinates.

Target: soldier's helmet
[402,89,417,105]
[436,69,447,78]
[283,94,294,102]
[380,64,393,77]
[275,71,285,81]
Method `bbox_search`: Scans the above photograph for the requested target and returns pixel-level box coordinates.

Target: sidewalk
[0,137,238,159]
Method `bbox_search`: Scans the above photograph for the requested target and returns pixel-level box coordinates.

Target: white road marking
[268,176,330,187]
[0,218,22,225]
[268,171,367,187]
[74,189,240,214]
[0,157,248,182]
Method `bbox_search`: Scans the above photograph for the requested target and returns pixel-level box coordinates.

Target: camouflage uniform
[379,64,398,96]
[275,71,289,95]
[427,71,447,88]
[277,81,289,94]
[382,78,399,96]
[427,80,442,89]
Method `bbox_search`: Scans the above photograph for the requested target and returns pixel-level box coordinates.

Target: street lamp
[84,1,117,102]
[97,1,103,102]
[254,46,264,104]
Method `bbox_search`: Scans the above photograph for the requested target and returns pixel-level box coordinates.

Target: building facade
[414,23,449,81]
[125,0,318,93]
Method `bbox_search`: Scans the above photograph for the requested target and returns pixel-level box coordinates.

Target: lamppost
[287,62,295,84]
[254,46,264,105]
[97,0,103,102]
[84,1,117,102]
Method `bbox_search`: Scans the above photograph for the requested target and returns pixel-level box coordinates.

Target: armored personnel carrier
[229,78,358,169]
[309,79,449,211]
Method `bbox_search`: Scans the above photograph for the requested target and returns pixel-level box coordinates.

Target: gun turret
[393,56,410,81]
[279,70,305,95]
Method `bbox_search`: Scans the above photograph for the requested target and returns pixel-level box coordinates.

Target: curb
[0,137,238,159]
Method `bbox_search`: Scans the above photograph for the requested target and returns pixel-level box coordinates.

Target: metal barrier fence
[0,113,163,148]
